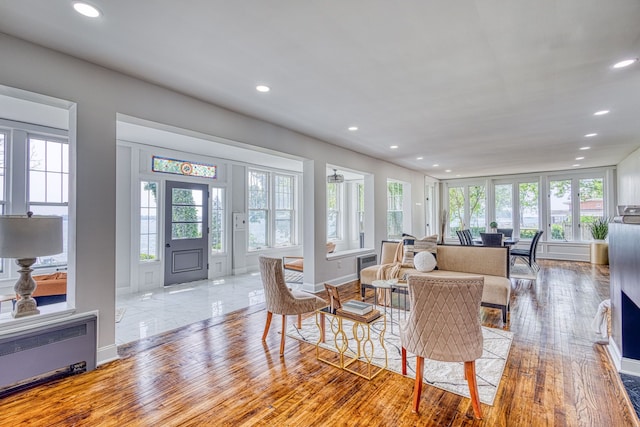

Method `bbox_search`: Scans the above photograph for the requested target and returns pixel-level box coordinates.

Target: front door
[164,181,209,286]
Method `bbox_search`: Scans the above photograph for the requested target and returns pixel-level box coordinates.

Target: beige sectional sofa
[360,242,511,323]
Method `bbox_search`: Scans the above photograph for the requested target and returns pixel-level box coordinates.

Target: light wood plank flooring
[0,260,637,426]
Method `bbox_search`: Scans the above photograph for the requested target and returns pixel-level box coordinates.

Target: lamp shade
[0,215,63,259]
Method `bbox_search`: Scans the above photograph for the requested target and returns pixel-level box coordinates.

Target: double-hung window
[211,187,225,253]
[327,182,341,240]
[387,181,404,239]
[28,136,69,268]
[248,169,296,250]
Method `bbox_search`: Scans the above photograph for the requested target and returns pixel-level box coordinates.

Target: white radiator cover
[0,312,97,390]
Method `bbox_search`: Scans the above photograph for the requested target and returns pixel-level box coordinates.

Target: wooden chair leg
[465,361,482,419]
[401,347,407,375]
[262,311,273,341]
[412,356,424,413]
[297,314,302,329]
[280,314,287,356]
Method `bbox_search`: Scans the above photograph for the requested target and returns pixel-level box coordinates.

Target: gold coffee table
[315,306,387,380]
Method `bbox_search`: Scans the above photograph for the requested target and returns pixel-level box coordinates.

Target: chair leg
[464,361,482,419]
[280,314,287,356]
[401,347,407,375]
[412,356,424,413]
[262,311,273,341]
[502,305,507,324]
[297,314,302,329]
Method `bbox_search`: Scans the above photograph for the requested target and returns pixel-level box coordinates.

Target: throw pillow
[414,251,437,272]
[402,234,437,267]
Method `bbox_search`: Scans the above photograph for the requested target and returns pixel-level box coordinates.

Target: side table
[372,279,396,332]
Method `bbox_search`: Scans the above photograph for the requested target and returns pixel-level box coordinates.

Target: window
[28,136,69,268]
[248,170,269,249]
[248,169,297,250]
[140,181,158,261]
[275,175,293,246]
[356,182,365,238]
[447,183,486,238]
[579,178,604,241]
[494,184,513,228]
[0,133,5,273]
[327,182,341,240]
[549,179,572,241]
[518,182,539,239]
[387,181,404,239]
[211,187,225,253]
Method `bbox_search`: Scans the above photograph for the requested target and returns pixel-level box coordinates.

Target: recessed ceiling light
[256,85,270,93]
[584,133,598,137]
[613,58,638,69]
[573,164,581,167]
[456,174,461,177]
[445,169,452,173]
[348,126,358,131]
[576,156,585,160]
[416,156,423,160]
[580,146,591,150]
[432,164,439,167]
[390,145,398,149]
[73,2,101,18]
[594,110,609,116]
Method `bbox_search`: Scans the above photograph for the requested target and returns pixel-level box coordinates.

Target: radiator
[357,253,378,279]
[0,312,97,391]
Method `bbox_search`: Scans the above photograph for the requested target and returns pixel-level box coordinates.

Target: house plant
[589,217,609,265]
[489,221,498,232]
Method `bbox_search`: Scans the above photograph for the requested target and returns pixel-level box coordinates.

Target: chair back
[480,232,503,247]
[401,275,484,362]
[529,230,544,261]
[380,240,401,264]
[456,229,474,246]
[259,256,298,314]
[496,228,513,238]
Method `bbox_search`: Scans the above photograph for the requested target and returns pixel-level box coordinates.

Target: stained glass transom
[152,156,217,179]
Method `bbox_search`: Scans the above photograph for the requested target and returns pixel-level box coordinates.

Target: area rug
[286,310,513,405]
[510,263,538,281]
[115,307,126,323]
[284,270,303,283]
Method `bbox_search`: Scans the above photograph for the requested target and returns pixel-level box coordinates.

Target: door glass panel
[579,178,604,240]
[172,206,203,222]
[171,187,204,239]
[519,182,539,238]
[172,188,203,205]
[469,185,486,237]
[495,184,513,228]
[550,180,572,241]
[172,223,203,239]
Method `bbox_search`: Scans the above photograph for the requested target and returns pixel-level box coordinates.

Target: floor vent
[0,313,97,395]
[357,254,378,279]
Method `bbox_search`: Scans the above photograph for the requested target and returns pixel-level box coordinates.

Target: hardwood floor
[0,260,637,426]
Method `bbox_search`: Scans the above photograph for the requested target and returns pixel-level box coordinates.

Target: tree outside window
[248,170,269,249]
[519,182,539,239]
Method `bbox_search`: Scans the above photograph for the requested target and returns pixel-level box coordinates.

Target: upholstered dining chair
[511,230,544,273]
[259,256,327,356]
[400,275,485,419]
[480,232,503,247]
[496,228,513,238]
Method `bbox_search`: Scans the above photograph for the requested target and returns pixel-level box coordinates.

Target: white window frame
[139,180,159,262]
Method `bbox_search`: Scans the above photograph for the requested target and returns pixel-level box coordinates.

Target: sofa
[360,242,511,323]
[13,272,68,307]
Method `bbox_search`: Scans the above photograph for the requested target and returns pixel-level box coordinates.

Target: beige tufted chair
[259,256,327,356]
[400,275,485,419]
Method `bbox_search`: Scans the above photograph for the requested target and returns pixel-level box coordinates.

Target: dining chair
[480,232,503,247]
[259,256,327,356]
[510,230,544,273]
[400,275,485,418]
[496,228,513,238]
[456,229,474,246]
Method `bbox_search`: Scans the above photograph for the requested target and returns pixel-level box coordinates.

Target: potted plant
[589,217,609,265]
[489,221,498,233]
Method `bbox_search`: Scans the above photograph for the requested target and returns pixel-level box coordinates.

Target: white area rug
[115,307,126,323]
[284,270,303,283]
[510,263,538,281]
[287,310,513,405]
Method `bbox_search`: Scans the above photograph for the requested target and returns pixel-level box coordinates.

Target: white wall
[617,146,640,205]
[0,33,426,362]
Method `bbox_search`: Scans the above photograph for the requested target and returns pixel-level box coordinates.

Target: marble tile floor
[116,272,272,346]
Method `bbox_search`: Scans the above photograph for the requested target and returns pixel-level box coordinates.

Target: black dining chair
[456,229,474,246]
[480,232,503,247]
[496,228,513,238]
[510,230,544,273]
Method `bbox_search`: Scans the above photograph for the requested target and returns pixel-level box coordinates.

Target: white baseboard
[97,344,119,366]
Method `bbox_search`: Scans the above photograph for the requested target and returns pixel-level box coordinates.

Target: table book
[341,300,373,315]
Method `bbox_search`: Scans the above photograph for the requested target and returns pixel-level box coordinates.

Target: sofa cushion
[422,270,510,307]
[414,251,437,272]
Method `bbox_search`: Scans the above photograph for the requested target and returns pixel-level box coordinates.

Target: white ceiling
[1,1,639,179]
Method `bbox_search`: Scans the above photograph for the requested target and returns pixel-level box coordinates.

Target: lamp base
[12,258,40,318]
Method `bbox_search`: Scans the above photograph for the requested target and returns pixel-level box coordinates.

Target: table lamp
[0,212,63,318]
